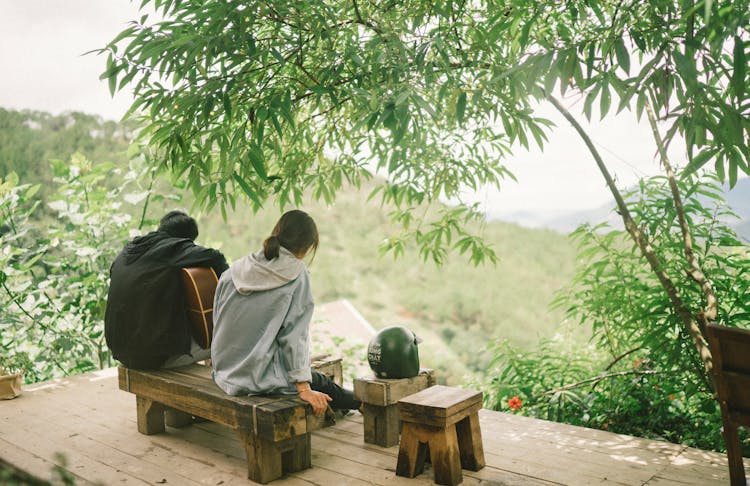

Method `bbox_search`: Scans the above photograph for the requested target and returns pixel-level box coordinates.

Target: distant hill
[494,177,750,241]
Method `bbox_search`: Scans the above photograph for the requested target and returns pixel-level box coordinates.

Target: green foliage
[99,0,749,262]
[0,458,50,486]
[559,175,749,393]
[485,175,750,453]
[0,108,135,202]
[0,155,156,382]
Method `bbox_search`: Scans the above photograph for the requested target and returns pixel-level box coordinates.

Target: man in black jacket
[105,211,229,369]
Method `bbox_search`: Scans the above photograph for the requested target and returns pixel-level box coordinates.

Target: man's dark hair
[158,210,199,240]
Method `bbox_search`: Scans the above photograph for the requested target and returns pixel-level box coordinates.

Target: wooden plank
[315,411,660,486]
[310,440,491,486]
[311,426,554,485]
[400,400,483,428]
[1,417,178,485]
[120,366,326,440]
[8,391,315,486]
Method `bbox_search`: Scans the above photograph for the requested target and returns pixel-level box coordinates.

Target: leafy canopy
[100,0,750,262]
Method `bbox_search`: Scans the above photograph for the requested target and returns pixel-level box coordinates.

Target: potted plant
[0,357,24,400]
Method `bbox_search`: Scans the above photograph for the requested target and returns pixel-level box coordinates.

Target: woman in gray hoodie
[211,210,359,416]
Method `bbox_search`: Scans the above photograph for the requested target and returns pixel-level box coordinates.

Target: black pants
[311,370,360,411]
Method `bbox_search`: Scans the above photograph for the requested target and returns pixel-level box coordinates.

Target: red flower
[508,396,522,410]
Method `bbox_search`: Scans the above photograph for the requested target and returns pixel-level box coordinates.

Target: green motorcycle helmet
[367,326,421,379]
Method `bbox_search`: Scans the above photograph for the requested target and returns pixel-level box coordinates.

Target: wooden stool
[396,385,485,486]
[354,369,435,447]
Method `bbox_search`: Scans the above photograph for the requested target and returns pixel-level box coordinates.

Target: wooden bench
[706,323,750,486]
[118,356,343,484]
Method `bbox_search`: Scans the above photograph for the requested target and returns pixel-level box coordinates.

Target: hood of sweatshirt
[122,231,174,265]
[230,247,305,294]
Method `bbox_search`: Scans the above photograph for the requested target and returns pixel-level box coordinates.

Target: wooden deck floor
[0,368,743,485]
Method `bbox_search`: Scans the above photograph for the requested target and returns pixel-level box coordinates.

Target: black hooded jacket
[104,231,228,369]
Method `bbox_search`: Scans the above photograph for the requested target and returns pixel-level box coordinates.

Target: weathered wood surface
[354,369,435,406]
[397,385,485,486]
[0,367,746,485]
[398,385,483,427]
[119,361,339,483]
[355,369,435,447]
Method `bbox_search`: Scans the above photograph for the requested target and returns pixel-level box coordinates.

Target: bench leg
[240,429,282,484]
[239,429,312,484]
[721,410,747,486]
[136,396,165,435]
[281,434,312,472]
[456,412,485,471]
[362,403,401,447]
[165,408,193,428]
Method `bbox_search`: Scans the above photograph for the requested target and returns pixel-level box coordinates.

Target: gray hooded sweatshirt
[211,247,313,396]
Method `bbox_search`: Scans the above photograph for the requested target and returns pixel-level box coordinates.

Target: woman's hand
[296,382,332,416]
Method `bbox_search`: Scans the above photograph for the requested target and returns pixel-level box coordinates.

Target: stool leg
[428,425,462,486]
[456,412,485,471]
[396,423,429,478]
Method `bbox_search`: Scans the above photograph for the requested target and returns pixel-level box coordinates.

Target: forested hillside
[0,109,135,199]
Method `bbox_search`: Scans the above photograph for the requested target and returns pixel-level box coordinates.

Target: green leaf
[684,148,716,174]
[731,36,746,99]
[729,154,738,187]
[222,92,232,121]
[614,38,630,74]
[456,91,467,126]
[270,48,285,65]
[232,173,263,208]
[672,49,697,88]
[599,79,611,120]
[715,155,725,181]
[586,43,596,80]
[248,145,268,181]
[583,84,600,121]
[560,49,577,94]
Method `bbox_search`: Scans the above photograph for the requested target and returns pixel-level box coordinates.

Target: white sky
[0,1,682,216]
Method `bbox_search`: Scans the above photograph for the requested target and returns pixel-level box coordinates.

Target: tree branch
[644,102,718,325]
[544,369,661,395]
